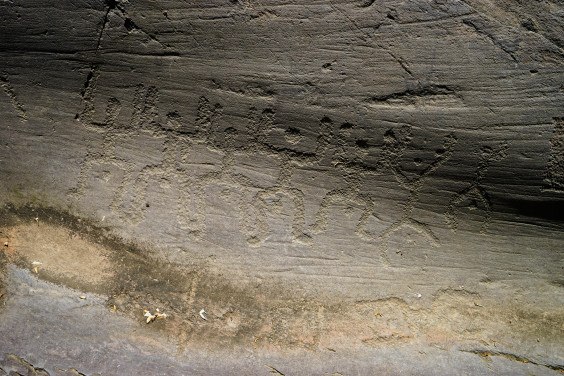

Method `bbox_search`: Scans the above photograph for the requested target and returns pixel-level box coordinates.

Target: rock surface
[0,0,563,374]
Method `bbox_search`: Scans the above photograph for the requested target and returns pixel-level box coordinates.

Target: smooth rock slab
[0,266,562,375]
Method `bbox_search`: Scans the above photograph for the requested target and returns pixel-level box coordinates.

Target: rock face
[0,0,563,374]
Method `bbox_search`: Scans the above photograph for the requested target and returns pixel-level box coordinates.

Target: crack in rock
[461,349,564,372]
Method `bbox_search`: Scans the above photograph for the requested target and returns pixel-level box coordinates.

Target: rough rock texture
[0,0,563,374]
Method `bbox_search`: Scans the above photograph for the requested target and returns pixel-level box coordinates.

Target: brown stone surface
[0,0,563,374]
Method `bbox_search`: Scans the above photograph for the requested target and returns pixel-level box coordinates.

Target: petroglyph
[242,109,296,246]
[379,129,457,246]
[70,75,465,248]
[544,118,564,191]
[312,120,378,241]
[446,142,508,233]
[130,84,161,133]
[189,127,255,241]
[194,96,223,143]
[72,71,246,239]
[116,86,194,228]
[72,71,196,230]
[0,73,27,121]
[311,122,454,250]
[68,71,491,249]
[125,133,193,227]
[242,110,334,246]
[69,68,134,209]
[124,94,226,235]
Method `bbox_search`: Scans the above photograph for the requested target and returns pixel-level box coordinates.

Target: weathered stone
[0,0,563,374]
[0,354,49,376]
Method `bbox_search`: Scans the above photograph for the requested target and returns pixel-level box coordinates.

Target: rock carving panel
[69,69,515,250]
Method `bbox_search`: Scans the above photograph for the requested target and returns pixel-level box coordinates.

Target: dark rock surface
[0,0,563,374]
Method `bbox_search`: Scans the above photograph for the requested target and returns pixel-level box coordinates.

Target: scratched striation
[0,0,562,284]
[0,1,563,372]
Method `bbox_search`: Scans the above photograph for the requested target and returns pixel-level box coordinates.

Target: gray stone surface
[0,0,563,374]
[0,266,561,375]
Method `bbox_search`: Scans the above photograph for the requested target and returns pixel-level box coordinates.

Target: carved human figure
[241,108,327,246]
[69,68,135,211]
[311,121,378,241]
[445,142,508,233]
[379,128,457,245]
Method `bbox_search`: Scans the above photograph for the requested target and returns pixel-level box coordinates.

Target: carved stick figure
[189,126,256,240]
[311,121,378,241]
[122,94,222,234]
[445,142,508,233]
[242,109,331,246]
[69,68,134,209]
[379,129,457,245]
